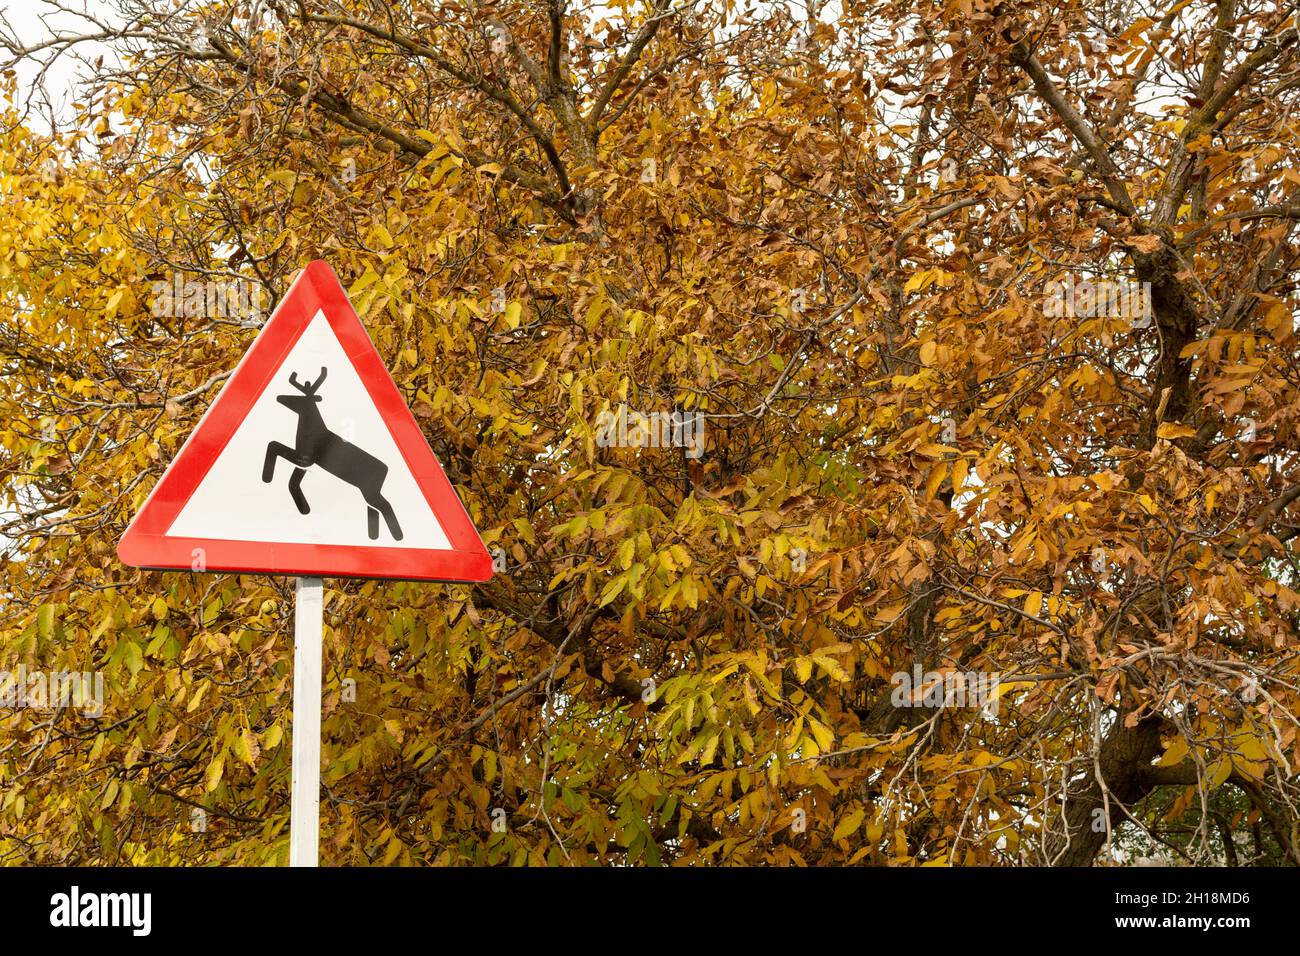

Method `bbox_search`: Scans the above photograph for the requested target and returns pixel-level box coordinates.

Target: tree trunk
[1043,714,1166,865]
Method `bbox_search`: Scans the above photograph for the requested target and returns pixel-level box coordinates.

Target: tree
[0,0,1298,866]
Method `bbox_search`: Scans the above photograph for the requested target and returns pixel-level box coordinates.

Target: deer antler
[287,367,328,394]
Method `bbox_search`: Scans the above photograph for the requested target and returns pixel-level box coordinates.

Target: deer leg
[262,443,285,482]
[372,493,403,542]
[366,507,380,540]
[262,442,308,483]
[288,467,310,514]
[364,489,403,541]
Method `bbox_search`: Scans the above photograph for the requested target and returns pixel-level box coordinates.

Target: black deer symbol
[262,367,404,541]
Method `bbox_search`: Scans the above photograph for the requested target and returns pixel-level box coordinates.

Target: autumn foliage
[1,0,1299,865]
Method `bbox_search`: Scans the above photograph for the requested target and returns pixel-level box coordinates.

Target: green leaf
[123,641,144,676]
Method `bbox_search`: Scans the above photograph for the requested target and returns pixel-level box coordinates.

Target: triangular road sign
[118,260,493,582]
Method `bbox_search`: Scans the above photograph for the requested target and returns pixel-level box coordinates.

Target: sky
[2,0,117,130]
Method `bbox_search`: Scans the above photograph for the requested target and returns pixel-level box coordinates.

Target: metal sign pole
[114,263,495,869]
[289,576,323,866]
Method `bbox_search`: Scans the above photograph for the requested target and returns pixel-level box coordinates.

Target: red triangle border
[117,260,493,583]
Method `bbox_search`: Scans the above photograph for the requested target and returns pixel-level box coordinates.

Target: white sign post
[289,576,323,867]
[116,261,493,867]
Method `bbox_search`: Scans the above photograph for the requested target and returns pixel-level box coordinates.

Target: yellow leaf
[808,718,834,752]
[1206,757,1232,789]
[1157,736,1190,767]
[833,806,865,841]
[1230,727,1271,779]
[925,461,948,500]
[1156,422,1196,439]
[1024,591,1043,618]
[204,755,225,792]
[811,654,850,682]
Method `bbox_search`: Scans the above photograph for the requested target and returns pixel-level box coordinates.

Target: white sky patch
[2,1,120,131]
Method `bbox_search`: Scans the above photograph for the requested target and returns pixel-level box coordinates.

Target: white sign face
[166,310,453,551]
